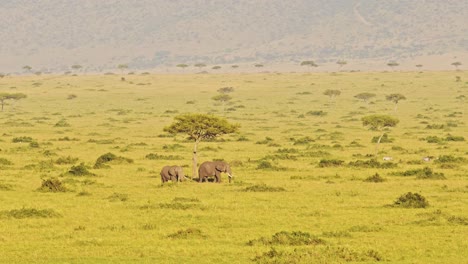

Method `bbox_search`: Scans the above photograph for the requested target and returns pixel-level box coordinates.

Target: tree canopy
[354,92,376,103]
[164,114,239,178]
[217,87,234,94]
[323,89,341,98]
[0,93,27,111]
[301,61,318,67]
[164,114,239,142]
[362,114,399,130]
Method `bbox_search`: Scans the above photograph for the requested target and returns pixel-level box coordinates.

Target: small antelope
[382,156,393,161]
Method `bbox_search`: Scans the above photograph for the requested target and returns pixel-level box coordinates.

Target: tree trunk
[192,139,200,180]
[375,133,384,155]
[394,103,398,112]
[1,100,3,111]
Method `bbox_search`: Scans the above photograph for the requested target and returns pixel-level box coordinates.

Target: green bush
[393,192,429,208]
[306,110,327,116]
[247,231,324,246]
[364,173,386,182]
[145,153,183,160]
[55,156,79,165]
[243,184,286,192]
[68,163,95,176]
[38,178,67,192]
[94,152,133,168]
[107,193,128,202]
[426,136,444,143]
[318,159,344,167]
[54,119,71,127]
[348,159,397,169]
[436,155,466,163]
[0,208,61,219]
[167,228,205,239]
[0,158,13,165]
[12,136,34,143]
[445,134,465,141]
[371,133,393,143]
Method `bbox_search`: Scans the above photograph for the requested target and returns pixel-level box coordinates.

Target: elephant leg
[199,176,203,183]
[215,172,221,183]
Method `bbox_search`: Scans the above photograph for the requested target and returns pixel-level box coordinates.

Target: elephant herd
[160,161,233,183]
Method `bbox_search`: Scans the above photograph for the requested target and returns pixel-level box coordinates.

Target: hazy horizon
[1,0,467,73]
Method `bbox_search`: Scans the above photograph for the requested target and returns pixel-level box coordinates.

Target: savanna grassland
[0,71,467,263]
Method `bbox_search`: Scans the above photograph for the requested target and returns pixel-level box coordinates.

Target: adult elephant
[198,161,233,183]
[160,165,185,183]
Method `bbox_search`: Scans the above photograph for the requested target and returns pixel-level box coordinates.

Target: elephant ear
[168,167,176,176]
[215,164,225,172]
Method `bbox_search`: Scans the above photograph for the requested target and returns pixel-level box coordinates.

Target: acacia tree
[194,63,207,70]
[71,64,82,74]
[212,94,233,113]
[22,66,32,74]
[217,87,234,94]
[354,92,376,104]
[362,114,399,154]
[164,114,239,179]
[337,60,347,70]
[117,64,128,75]
[386,93,406,112]
[451,62,462,70]
[387,61,399,71]
[176,64,189,72]
[301,60,318,71]
[0,93,27,111]
[323,89,341,100]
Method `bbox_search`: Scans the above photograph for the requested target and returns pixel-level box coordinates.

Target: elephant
[160,165,185,183]
[198,161,233,183]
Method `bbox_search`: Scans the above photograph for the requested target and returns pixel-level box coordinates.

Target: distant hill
[1,0,467,73]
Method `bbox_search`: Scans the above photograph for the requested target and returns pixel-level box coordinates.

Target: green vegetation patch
[349,159,397,169]
[12,136,34,143]
[94,152,133,168]
[145,153,183,160]
[38,177,67,192]
[248,231,324,246]
[435,155,466,164]
[68,163,95,176]
[167,228,206,239]
[243,183,286,192]
[364,173,386,182]
[55,156,79,165]
[318,159,344,167]
[393,192,429,208]
[0,183,14,191]
[396,167,445,179]
[0,158,13,166]
[0,208,61,219]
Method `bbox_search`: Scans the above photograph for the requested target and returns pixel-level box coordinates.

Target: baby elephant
[198,161,233,183]
[160,165,185,183]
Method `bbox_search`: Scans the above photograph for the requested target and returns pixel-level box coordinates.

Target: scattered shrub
[94,152,133,168]
[426,136,444,144]
[236,136,249,141]
[348,159,397,169]
[318,159,344,167]
[0,208,61,219]
[38,178,67,192]
[54,119,71,127]
[0,158,13,165]
[255,161,286,171]
[145,153,183,160]
[256,137,274,144]
[158,202,201,210]
[445,134,465,141]
[398,167,445,179]
[306,110,327,116]
[292,136,315,145]
[68,163,95,176]
[87,139,115,144]
[12,136,34,143]
[371,133,393,143]
[243,184,286,192]
[55,156,79,165]
[162,144,185,150]
[435,155,466,163]
[0,183,14,191]
[167,228,206,239]
[393,192,429,208]
[247,231,324,246]
[67,94,77,100]
[364,173,386,182]
[107,193,128,202]
[426,124,444,129]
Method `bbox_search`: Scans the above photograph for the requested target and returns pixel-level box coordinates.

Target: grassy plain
[0,71,467,263]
